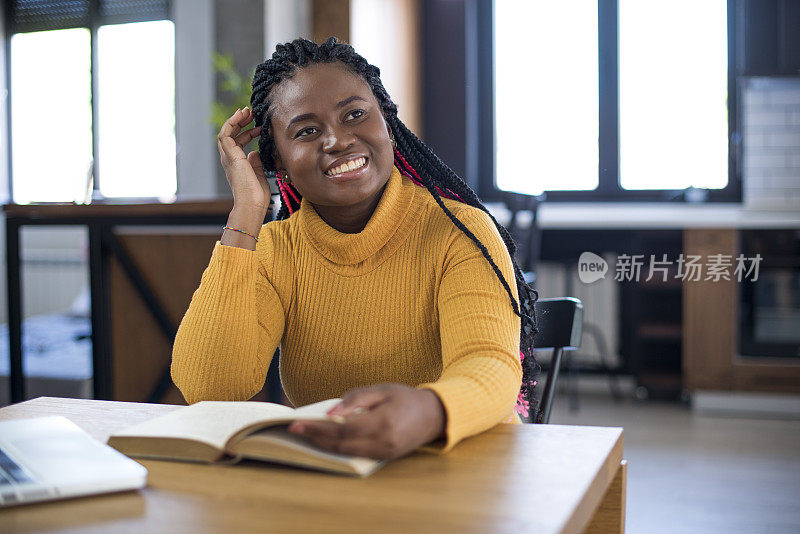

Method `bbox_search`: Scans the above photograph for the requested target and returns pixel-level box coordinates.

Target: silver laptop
[0,416,147,507]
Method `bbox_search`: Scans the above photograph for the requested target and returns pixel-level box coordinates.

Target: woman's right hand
[217,107,270,214]
[218,108,270,250]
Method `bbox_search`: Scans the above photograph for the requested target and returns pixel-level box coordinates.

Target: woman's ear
[264,122,284,174]
[272,152,284,175]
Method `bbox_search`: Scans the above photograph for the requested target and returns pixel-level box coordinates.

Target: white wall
[742,78,800,210]
[0,4,7,206]
[264,0,311,55]
[350,0,422,136]
[174,0,217,198]
[0,5,7,322]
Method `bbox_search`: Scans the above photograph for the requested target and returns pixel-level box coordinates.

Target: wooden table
[0,398,627,533]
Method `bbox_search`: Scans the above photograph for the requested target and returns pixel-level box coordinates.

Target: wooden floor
[549,391,800,534]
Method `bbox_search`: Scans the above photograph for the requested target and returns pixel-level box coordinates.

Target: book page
[234,426,384,476]
[110,401,296,451]
[291,398,342,419]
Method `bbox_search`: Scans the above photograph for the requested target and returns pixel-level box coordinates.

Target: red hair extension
[285,181,301,205]
[277,172,303,214]
[394,149,466,203]
[276,173,296,214]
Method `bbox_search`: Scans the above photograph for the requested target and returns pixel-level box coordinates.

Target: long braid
[390,117,540,420]
[251,37,540,422]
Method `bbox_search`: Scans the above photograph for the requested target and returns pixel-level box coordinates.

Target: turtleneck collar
[297,166,418,266]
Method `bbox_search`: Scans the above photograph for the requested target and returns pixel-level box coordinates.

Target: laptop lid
[0,416,147,507]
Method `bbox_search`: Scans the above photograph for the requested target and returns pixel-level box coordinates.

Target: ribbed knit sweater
[171,166,522,452]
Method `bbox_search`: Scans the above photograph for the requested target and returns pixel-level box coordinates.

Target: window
[10,28,93,203]
[97,20,175,198]
[492,0,738,201]
[619,0,729,191]
[6,0,175,203]
[495,1,598,196]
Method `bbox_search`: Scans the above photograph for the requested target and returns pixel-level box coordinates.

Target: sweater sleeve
[417,208,522,452]
[171,236,286,404]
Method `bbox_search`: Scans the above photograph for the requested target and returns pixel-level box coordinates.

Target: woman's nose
[322,127,355,153]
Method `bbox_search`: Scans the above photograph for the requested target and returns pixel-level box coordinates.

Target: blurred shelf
[637,322,683,341]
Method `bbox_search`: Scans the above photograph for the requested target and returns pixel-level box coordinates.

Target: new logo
[578,252,608,284]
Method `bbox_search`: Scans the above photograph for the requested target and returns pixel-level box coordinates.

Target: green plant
[210,52,257,150]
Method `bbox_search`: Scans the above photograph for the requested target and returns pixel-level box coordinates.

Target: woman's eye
[345,109,365,121]
[295,127,317,138]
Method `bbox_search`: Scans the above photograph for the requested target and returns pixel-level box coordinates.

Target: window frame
[2,0,174,202]
[477,0,742,203]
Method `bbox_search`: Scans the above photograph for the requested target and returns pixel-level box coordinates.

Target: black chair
[531,297,584,424]
[503,191,545,284]
[503,192,621,414]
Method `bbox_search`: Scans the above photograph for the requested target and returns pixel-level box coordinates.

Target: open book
[107,399,383,477]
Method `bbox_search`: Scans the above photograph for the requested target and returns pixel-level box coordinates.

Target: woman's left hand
[287,384,446,460]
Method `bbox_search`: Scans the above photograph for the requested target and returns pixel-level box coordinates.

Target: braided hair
[251,37,540,422]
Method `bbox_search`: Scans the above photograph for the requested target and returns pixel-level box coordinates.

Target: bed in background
[0,312,93,404]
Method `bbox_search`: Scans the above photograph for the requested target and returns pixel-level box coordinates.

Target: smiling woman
[171,38,539,460]
[267,63,396,232]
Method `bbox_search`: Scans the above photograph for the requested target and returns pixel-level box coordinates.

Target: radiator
[19,250,89,320]
[534,255,621,367]
[486,203,621,368]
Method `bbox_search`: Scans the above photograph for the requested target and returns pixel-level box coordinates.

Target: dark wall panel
[422,0,468,184]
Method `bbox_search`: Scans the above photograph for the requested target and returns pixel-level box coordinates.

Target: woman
[171,38,538,460]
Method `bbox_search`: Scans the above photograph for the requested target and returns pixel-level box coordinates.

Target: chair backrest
[533,297,583,350]
[532,297,583,424]
[503,191,544,276]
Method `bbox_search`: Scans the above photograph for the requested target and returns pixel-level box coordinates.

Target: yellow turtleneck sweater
[171,166,522,452]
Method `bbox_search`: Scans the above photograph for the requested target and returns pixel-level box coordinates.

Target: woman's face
[268,62,395,211]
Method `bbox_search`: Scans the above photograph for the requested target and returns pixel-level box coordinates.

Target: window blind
[98,0,170,24]
[9,0,170,33]
[11,1,91,32]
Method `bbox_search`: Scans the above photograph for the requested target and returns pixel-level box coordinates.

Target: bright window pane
[98,20,176,198]
[11,29,92,203]
[495,1,599,195]
[620,0,728,190]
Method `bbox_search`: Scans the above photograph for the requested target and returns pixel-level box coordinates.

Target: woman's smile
[267,62,395,233]
[324,155,369,180]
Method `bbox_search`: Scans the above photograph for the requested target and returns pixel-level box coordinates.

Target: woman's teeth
[326,157,366,176]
